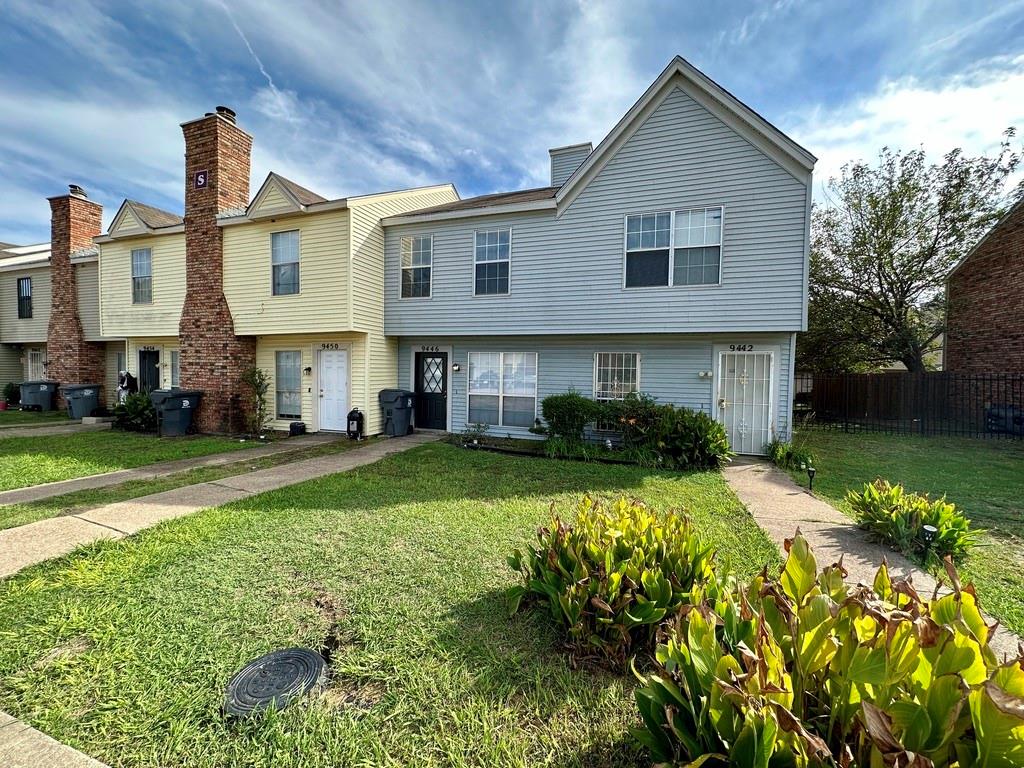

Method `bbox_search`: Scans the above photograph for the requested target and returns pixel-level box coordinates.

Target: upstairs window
[401,235,432,298]
[624,206,723,287]
[271,230,300,296]
[131,248,152,304]
[16,277,31,319]
[275,350,302,420]
[474,227,510,295]
[467,351,537,427]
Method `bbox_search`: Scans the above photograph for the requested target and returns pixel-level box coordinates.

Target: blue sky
[1,0,1023,244]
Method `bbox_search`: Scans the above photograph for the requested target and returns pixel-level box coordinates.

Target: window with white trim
[170,350,180,388]
[474,227,510,295]
[401,235,432,298]
[131,248,152,304]
[625,206,722,287]
[275,350,302,419]
[16,277,31,319]
[467,351,537,427]
[271,230,300,296]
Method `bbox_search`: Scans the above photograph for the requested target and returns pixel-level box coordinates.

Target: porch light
[452,363,461,372]
[303,367,312,375]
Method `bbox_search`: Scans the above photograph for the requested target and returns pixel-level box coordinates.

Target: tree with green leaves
[799,131,1023,372]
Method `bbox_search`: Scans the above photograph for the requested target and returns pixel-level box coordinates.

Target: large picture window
[625,206,722,287]
[467,351,537,427]
[271,230,300,296]
[16,277,31,319]
[275,350,302,420]
[474,227,510,295]
[131,248,152,304]
[401,235,432,298]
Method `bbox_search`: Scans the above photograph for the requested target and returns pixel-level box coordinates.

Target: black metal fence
[794,372,1024,439]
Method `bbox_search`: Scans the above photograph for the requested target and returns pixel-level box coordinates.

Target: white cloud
[786,54,1024,195]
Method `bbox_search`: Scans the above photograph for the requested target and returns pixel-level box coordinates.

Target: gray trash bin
[379,389,415,436]
[20,380,59,412]
[150,389,202,436]
[61,384,101,419]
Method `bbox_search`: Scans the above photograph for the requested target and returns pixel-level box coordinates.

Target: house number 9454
[729,344,755,351]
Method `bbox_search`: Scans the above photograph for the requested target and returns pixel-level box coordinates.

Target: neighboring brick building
[945,198,1024,372]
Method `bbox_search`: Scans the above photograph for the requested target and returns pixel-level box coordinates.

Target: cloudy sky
[1,0,1023,244]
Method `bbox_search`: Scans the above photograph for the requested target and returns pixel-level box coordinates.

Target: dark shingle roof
[271,173,327,206]
[128,201,183,229]
[400,186,557,216]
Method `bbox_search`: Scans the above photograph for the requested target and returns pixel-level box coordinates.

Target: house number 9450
[729,344,755,351]
[320,343,340,350]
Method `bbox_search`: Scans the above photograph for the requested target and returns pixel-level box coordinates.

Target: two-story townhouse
[0,243,52,386]
[382,57,815,454]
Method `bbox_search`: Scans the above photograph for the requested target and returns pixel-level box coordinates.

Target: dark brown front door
[414,352,447,430]
[138,350,160,393]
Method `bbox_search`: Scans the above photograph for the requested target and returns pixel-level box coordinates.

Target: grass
[0,409,69,427]
[0,437,372,531]
[787,429,1024,634]
[0,431,254,492]
[0,443,776,768]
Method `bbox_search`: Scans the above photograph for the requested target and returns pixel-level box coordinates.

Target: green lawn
[0,431,254,492]
[0,443,776,768]
[788,430,1024,634]
[0,409,69,427]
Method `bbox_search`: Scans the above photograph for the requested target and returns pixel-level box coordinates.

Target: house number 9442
[729,344,755,351]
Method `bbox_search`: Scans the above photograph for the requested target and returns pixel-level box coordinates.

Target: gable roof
[129,200,183,229]
[947,196,1024,280]
[398,186,557,217]
[105,199,184,239]
[245,172,328,219]
[0,242,51,271]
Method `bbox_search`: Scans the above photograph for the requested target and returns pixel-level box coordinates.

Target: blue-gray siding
[385,85,810,337]
[550,145,591,186]
[398,332,794,446]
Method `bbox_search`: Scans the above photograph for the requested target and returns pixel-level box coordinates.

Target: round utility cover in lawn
[224,648,327,717]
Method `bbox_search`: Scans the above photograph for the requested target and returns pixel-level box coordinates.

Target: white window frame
[169,349,181,389]
[400,234,433,299]
[467,351,537,428]
[131,247,153,304]
[26,348,44,380]
[472,226,512,296]
[622,206,724,289]
[593,352,641,402]
[275,350,302,420]
[271,230,301,297]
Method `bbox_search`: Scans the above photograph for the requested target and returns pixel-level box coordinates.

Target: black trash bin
[150,389,202,436]
[378,389,415,436]
[61,384,102,419]
[20,380,59,412]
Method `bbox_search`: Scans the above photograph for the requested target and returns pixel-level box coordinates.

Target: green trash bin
[378,389,415,436]
[150,390,203,436]
[20,380,59,412]
[61,384,101,419]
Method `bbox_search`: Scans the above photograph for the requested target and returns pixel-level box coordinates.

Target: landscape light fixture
[922,524,938,548]
[807,465,816,491]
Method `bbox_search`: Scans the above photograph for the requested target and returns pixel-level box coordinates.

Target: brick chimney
[46,184,105,402]
[178,106,256,433]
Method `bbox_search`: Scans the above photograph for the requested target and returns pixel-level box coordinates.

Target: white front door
[716,350,774,455]
[318,348,349,431]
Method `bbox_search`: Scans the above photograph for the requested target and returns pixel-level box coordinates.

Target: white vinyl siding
[271,230,300,296]
[131,248,152,304]
[473,227,510,295]
[401,235,432,298]
[467,351,537,427]
[275,350,302,419]
[625,206,722,288]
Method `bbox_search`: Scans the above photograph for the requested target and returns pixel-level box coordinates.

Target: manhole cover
[224,648,327,717]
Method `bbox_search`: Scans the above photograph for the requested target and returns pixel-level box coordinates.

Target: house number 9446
[420,345,440,352]
[729,344,755,351]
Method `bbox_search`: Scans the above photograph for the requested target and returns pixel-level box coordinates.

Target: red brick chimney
[178,106,256,433]
[46,185,105,402]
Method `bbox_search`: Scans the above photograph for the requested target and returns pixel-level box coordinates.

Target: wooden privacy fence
[794,372,1024,438]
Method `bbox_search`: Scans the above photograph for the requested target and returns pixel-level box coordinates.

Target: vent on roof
[215,106,237,124]
[68,184,87,198]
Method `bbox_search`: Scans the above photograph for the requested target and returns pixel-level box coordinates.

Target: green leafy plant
[634,531,1024,767]
[848,479,981,561]
[507,496,716,665]
[655,407,733,470]
[539,390,603,443]
[461,422,490,444]
[112,392,157,433]
[2,382,19,406]
[240,366,272,438]
[765,438,816,471]
[606,392,662,447]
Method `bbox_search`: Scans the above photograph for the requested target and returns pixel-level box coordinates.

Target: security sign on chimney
[194,170,209,189]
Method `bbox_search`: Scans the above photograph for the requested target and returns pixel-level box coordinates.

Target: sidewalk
[0,712,105,768]
[0,421,109,439]
[0,433,339,506]
[0,432,440,579]
[724,458,1021,660]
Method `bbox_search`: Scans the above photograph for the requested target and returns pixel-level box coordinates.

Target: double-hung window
[131,248,152,304]
[467,351,537,427]
[474,227,510,295]
[401,235,432,298]
[624,206,722,287]
[271,230,300,296]
[275,350,302,420]
[16,277,31,319]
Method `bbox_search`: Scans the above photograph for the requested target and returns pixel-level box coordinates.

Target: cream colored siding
[105,340,128,406]
[223,211,350,335]
[254,333,367,432]
[0,345,21,386]
[75,261,105,340]
[126,337,179,389]
[99,233,186,338]
[111,207,142,235]
[249,182,295,217]
[0,266,50,343]
[365,333,398,435]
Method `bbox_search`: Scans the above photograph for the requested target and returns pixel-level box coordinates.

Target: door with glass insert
[414,352,447,430]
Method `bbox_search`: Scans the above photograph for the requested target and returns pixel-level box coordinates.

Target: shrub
[765,438,815,470]
[655,407,732,470]
[847,479,980,561]
[634,532,1024,767]
[240,366,271,437]
[507,496,716,665]
[539,390,603,442]
[112,392,157,433]
[607,392,662,447]
[2,382,19,406]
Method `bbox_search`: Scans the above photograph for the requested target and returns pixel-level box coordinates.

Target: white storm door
[318,349,349,431]
[716,351,774,455]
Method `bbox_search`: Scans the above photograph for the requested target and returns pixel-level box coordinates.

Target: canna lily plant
[633,532,1024,767]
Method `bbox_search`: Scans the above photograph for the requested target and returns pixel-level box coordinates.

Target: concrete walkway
[724,458,1021,659]
[0,422,110,439]
[0,711,106,768]
[0,432,440,579]
[0,433,340,506]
